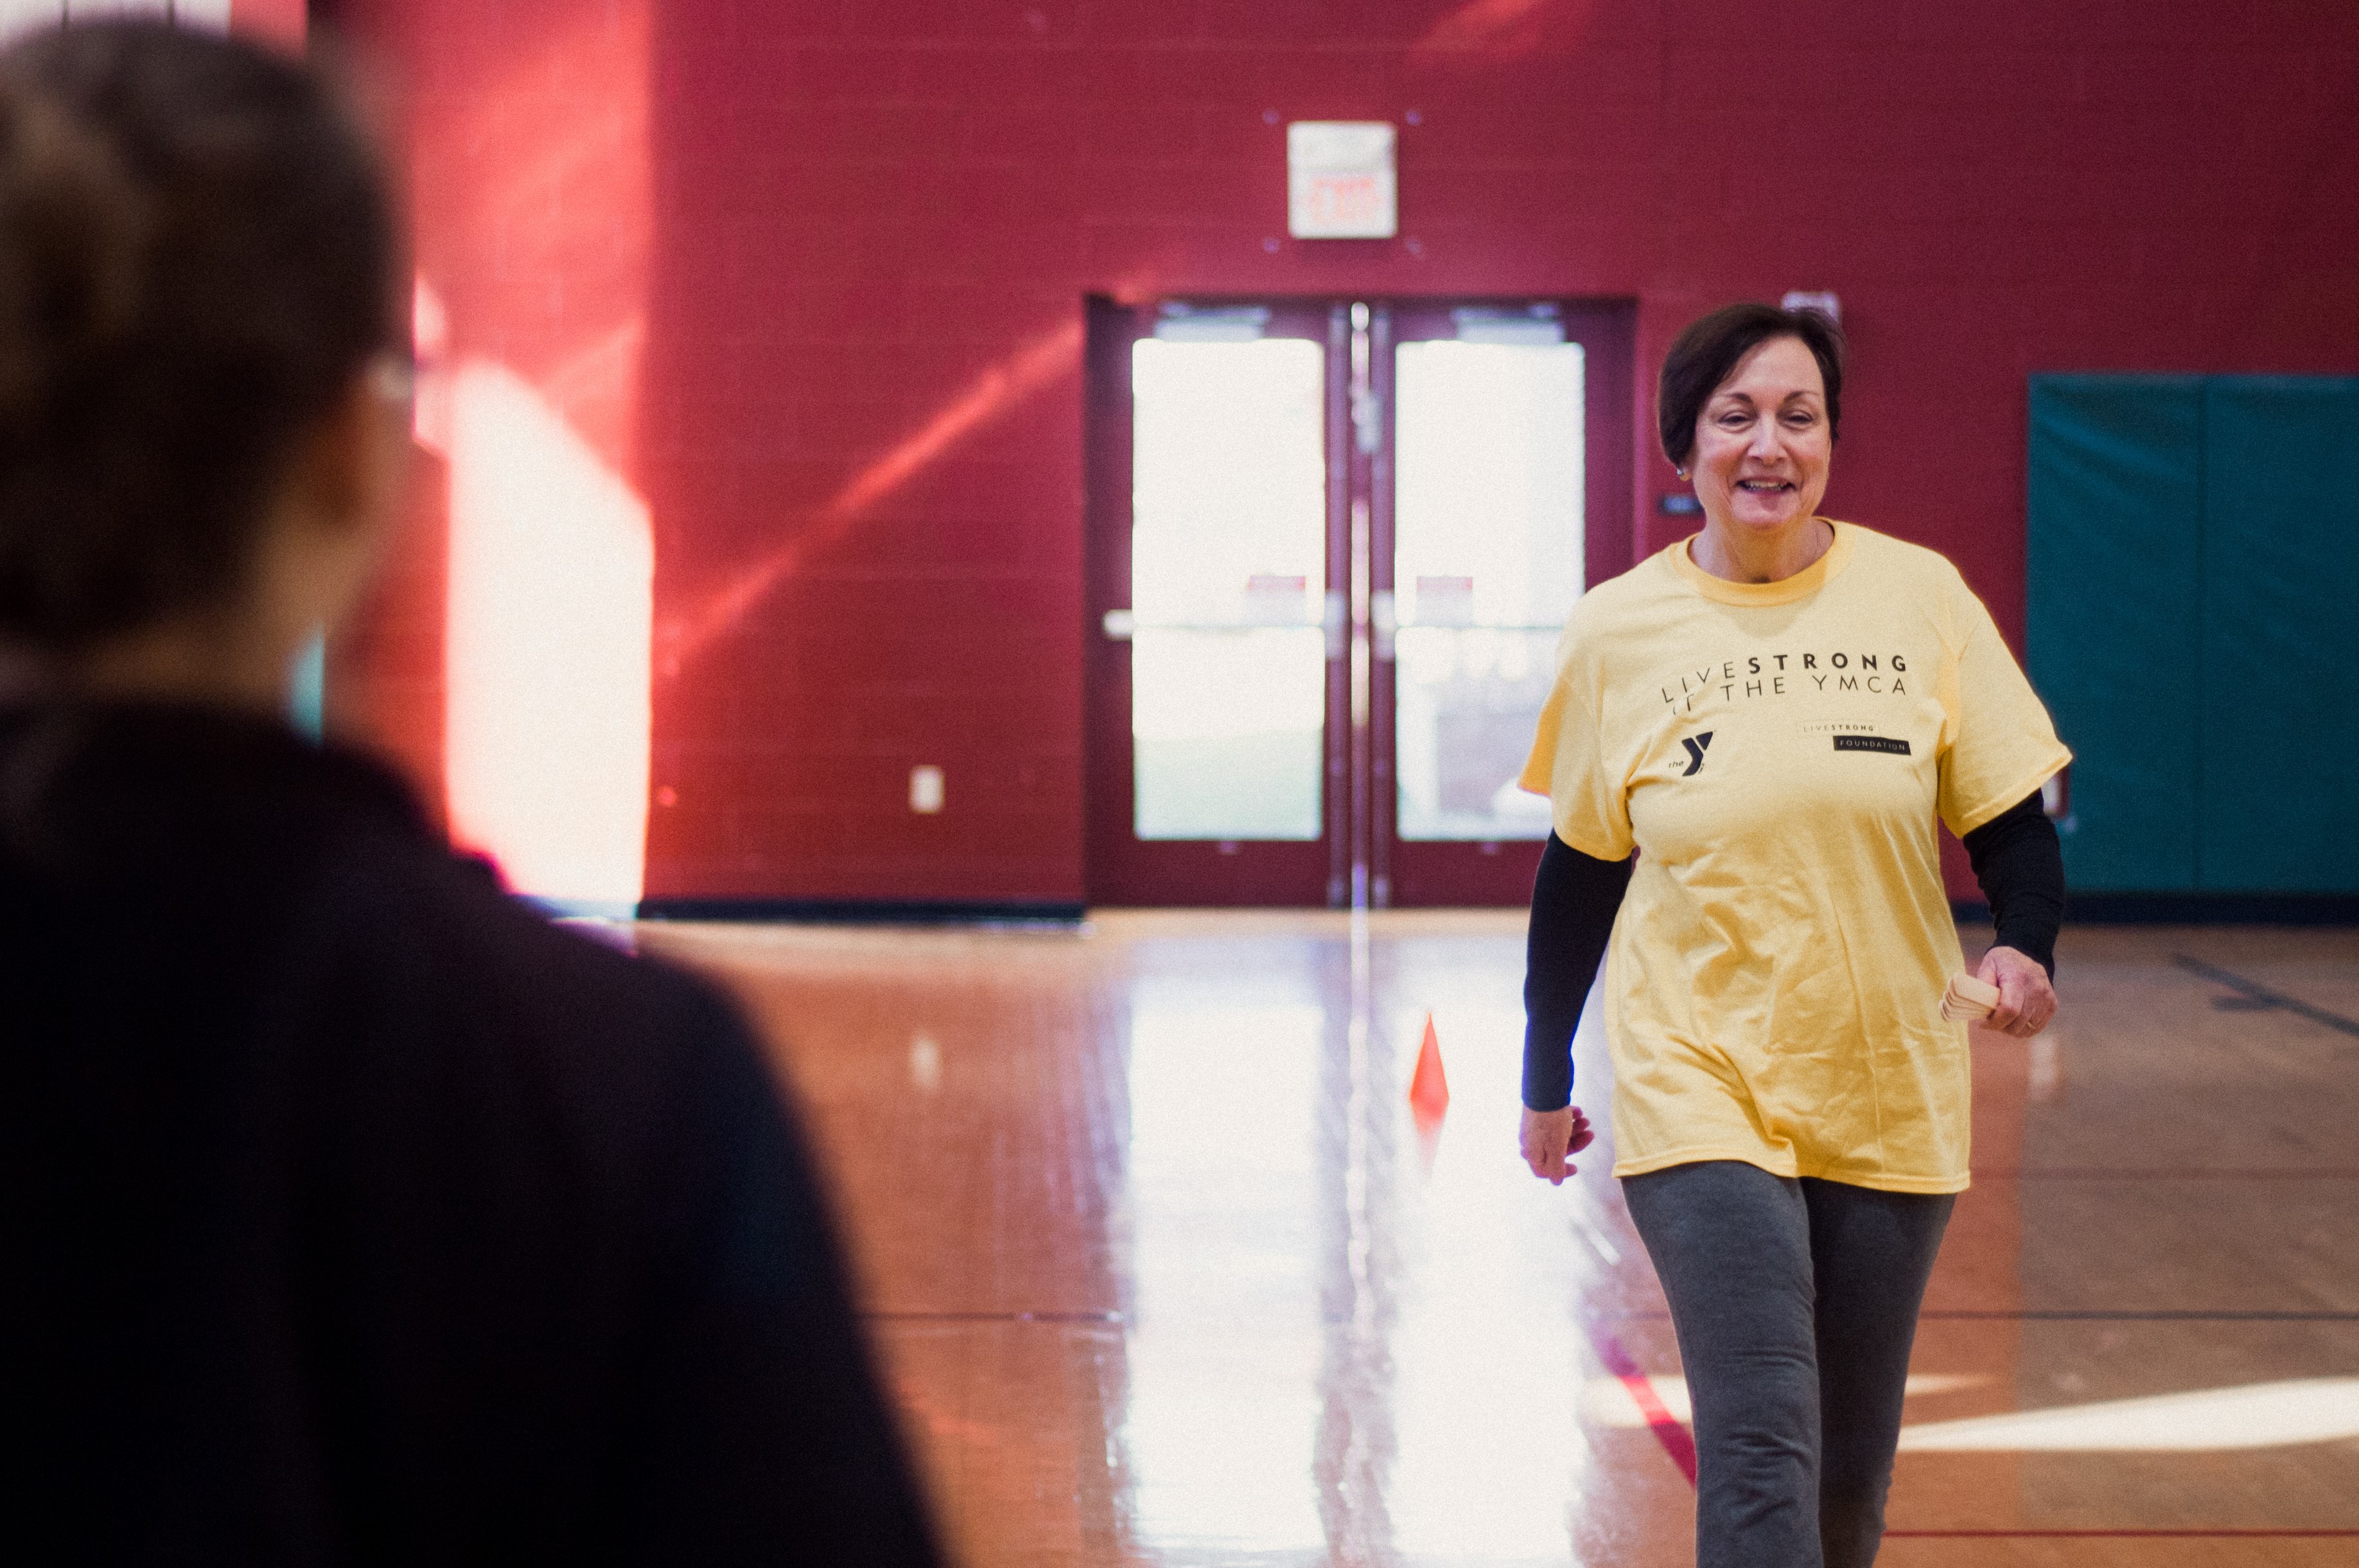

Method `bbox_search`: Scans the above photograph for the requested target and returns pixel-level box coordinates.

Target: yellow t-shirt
[1520,521,2070,1194]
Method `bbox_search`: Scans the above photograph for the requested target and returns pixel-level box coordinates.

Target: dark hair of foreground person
[0,19,393,647]
[0,22,944,1564]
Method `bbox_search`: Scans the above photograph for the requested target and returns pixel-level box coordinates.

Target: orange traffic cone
[1408,1011,1450,1121]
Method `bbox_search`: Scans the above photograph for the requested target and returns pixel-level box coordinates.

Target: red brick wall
[330,0,2359,903]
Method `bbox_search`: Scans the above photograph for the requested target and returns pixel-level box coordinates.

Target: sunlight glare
[1897,1377,2359,1452]
[446,362,653,907]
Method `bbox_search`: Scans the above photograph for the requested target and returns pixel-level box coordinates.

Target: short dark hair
[1656,302,1845,471]
[0,21,398,652]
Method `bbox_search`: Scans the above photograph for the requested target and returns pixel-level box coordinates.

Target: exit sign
[1288,122,1397,240]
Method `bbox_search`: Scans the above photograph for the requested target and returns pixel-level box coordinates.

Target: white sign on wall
[1287,121,1397,240]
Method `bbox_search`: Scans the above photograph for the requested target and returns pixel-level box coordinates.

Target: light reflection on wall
[372,0,653,905]
[660,319,1083,676]
[1409,0,1586,62]
[444,362,653,907]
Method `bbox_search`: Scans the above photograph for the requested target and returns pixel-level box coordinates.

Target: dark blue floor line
[2173,954,2359,1039]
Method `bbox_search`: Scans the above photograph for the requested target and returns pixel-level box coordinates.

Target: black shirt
[2,701,944,1565]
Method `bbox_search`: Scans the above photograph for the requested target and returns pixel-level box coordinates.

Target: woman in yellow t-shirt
[1517,302,2069,1568]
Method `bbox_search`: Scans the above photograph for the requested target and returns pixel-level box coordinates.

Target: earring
[1675,467,1688,480]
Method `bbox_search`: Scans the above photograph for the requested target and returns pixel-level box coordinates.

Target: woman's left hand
[1976,945,2057,1038]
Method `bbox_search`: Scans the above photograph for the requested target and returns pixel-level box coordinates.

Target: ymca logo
[1681,731,1714,776]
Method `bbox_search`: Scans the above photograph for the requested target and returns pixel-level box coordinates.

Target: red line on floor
[1585,1327,1698,1486]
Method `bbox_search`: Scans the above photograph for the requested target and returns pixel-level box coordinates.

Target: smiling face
[1689,334,1832,539]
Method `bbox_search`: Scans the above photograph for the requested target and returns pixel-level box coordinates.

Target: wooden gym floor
[639,915,2359,1567]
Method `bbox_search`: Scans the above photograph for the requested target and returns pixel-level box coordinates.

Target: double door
[1086,297,1633,907]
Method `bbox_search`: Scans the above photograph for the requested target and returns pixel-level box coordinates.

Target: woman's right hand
[1520,1104,1595,1185]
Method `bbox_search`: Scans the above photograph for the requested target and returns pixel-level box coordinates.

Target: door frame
[1084,294,1636,908]
[1083,297,1339,905]
[1384,298,1636,906]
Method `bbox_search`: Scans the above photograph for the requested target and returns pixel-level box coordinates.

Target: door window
[1392,332,1584,841]
[1129,334,1329,841]
[1088,299,1632,905]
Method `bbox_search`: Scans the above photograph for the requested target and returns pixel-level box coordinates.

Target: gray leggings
[1622,1161,1954,1568]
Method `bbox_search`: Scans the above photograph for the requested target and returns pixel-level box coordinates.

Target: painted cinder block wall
[329,0,2359,905]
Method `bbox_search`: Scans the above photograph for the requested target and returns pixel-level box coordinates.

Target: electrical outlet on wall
[909,765,945,814]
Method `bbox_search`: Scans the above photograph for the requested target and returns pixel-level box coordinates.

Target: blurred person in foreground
[1517,302,2068,1567]
[0,22,943,1564]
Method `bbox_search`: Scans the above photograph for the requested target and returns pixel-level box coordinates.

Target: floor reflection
[1310,921,1399,1566]
[645,916,2359,1568]
[1110,916,1643,1565]
[1121,937,1331,1555]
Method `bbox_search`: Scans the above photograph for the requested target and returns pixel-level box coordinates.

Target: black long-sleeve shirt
[1522,792,2065,1111]
[3,701,945,1565]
